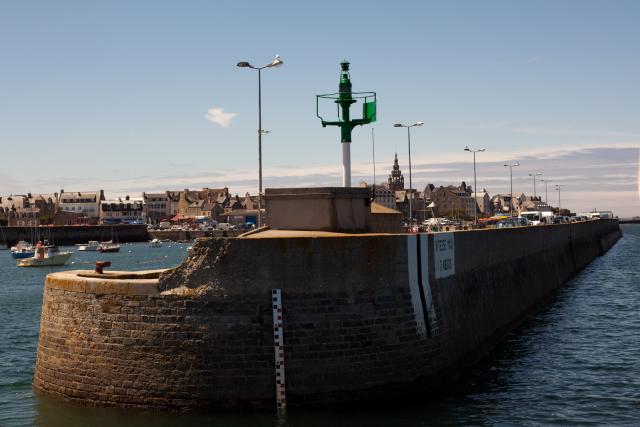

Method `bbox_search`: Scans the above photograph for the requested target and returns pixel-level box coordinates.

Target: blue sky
[1,1,639,216]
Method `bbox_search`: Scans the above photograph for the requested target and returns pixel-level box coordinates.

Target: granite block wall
[34,220,621,409]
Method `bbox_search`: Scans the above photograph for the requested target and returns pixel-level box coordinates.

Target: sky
[1,0,639,217]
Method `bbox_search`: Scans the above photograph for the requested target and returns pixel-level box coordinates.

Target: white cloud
[205,107,237,128]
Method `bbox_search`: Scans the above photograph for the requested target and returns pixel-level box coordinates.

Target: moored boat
[17,244,72,267]
[149,238,162,248]
[77,241,100,251]
[98,241,120,253]
[10,240,35,259]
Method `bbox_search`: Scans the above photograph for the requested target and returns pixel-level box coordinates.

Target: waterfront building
[58,190,104,223]
[228,194,245,211]
[359,180,396,210]
[142,192,170,224]
[166,191,181,217]
[177,187,231,217]
[0,195,29,211]
[473,189,492,218]
[242,192,258,210]
[0,195,36,226]
[423,182,476,219]
[394,189,424,221]
[375,186,396,210]
[27,193,58,224]
[1,193,63,226]
[515,194,553,214]
[8,206,41,227]
[100,196,145,224]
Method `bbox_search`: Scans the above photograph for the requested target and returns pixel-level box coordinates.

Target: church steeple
[388,153,405,191]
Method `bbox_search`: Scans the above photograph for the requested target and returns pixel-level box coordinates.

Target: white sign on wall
[434,232,455,279]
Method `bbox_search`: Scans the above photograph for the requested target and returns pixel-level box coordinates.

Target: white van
[520,211,553,226]
[580,211,613,220]
[216,223,233,231]
[158,221,171,229]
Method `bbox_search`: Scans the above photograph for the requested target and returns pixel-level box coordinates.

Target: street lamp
[555,184,562,213]
[540,178,552,204]
[237,54,283,227]
[464,146,486,224]
[528,172,542,199]
[393,121,424,223]
[503,161,519,216]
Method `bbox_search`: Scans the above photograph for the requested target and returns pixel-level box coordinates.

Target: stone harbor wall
[33,219,621,409]
[1,224,148,247]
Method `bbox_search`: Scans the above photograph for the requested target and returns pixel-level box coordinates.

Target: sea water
[1,227,639,426]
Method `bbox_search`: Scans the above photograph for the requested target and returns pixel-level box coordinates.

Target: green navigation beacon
[316,61,376,187]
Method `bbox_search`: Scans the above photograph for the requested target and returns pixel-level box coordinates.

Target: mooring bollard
[95,261,112,274]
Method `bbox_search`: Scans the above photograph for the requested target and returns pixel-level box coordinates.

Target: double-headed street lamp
[464,146,486,224]
[237,54,283,227]
[503,161,519,215]
[393,121,424,223]
[528,172,542,199]
[540,178,552,204]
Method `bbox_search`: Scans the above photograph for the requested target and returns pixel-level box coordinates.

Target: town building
[423,182,476,219]
[27,193,59,223]
[473,189,492,218]
[0,195,37,226]
[177,188,231,219]
[515,194,553,213]
[58,190,104,224]
[100,196,145,224]
[383,154,422,220]
[142,192,171,224]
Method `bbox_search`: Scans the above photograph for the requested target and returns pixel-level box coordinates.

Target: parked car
[515,217,532,226]
[496,218,517,228]
[236,223,256,231]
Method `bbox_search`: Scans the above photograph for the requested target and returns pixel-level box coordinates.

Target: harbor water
[1,226,639,426]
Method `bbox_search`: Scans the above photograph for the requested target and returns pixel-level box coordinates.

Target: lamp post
[541,178,552,204]
[237,54,283,227]
[371,128,376,186]
[393,122,424,223]
[528,172,542,199]
[503,161,519,216]
[464,146,486,224]
[555,184,562,213]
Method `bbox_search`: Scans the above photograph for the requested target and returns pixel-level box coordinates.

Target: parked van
[580,211,614,220]
[158,221,171,229]
[216,223,233,231]
[520,211,554,226]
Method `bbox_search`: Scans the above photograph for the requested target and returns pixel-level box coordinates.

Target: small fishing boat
[17,244,72,267]
[77,240,100,251]
[98,241,120,253]
[10,240,35,259]
[149,238,162,248]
